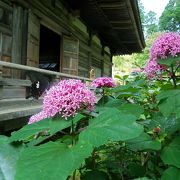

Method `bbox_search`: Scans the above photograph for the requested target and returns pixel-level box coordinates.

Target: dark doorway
[39,25,61,72]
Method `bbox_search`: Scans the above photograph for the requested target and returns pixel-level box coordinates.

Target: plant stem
[71,120,76,180]
[71,119,76,146]
[171,65,177,88]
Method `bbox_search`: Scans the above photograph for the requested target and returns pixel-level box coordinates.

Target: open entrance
[39,25,61,72]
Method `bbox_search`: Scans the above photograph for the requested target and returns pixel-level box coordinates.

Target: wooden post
[11,3,24,78]
[0,65,3,99]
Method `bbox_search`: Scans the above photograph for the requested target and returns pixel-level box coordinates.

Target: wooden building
[0,0,145,132]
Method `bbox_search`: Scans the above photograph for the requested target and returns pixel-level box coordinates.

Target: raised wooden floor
[0,98,42,133]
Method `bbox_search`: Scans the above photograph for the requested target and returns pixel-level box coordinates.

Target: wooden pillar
[11,3,24,78]
[0,65,3,99]
[88,30,92,73]
[101,45,105,76]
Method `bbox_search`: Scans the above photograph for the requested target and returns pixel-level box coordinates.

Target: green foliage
[159,0,180,32]
[161,167,180,180]
[161,137,180,168]
[0,136,23,180]
[1,70,180,179]
[79,108,143,147]
[126,132,161,151]
[144,11,159,35]
[15,141,93,180]
[157,89,180,118]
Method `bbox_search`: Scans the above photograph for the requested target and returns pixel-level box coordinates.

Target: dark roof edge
[130,0,146,50]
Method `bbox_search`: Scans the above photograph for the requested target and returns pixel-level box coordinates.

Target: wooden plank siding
[24,0,112,77]
[0,0,112,81]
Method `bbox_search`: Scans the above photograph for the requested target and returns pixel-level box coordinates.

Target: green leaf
[157,90,180,118]
[79,108,143,147]
[157,90,180,101]
[10,114,85,142]
[158,55,180,66]
[126,132,161,151]
[147,113,180,135]
[161,167,180,180]
[118,104,144,119]
[161,136,180,168]
[0,136,24,180]
[9,118,50,142]
[104,99,125,108]
[50,113,85,135]
[111,85,139,93]
[15,141,93,180]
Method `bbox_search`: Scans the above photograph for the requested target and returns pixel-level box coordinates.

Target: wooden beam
[0,61,91,81]
[98,2,126,8]
[112,26,133,30]
[109,20,131,24]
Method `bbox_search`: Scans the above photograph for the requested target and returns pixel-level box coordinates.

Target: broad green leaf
[158,55,180,66]
[118,104,144,119]
[0,136,24,180]
[126,132,161,151]
[147,113,180,135]
[161,136,180,168]
[161,167,180,180]
[10,114,85,142]
[15,141,93,180]
[157,90,180,118]
[50,113,85,135]
[110,85,139,93]
[104,99,125,108]
[157,90,180,101]
[79,108,143,147]
[9,118,50,142]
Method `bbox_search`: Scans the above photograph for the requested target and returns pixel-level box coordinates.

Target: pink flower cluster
[92,77,115,88]
[28,111,48,124]
[144,58,166,79]
[150,32,180,59]
[144,32,180,79]
[28,79,96,124]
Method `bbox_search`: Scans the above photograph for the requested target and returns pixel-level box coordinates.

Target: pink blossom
[92,77,115,88]
[150,32,180,59]
[28,111,48,124]
[144,58,166,79]
[42,79,95,119]
[144,32,180,79]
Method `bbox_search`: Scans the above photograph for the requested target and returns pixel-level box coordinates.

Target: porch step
[0,98,43,133]
[0,104,42,121]
[0,98,43,109]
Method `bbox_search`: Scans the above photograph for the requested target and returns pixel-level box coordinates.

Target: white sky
[141,0,169,18]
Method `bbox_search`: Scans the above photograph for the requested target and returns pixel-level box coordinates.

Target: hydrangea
[144,32,180,79]
[92,77,115,88]
[28,79,96,124]
[28,111,47,124]
[150,32,180,59]
[144,58,166,79]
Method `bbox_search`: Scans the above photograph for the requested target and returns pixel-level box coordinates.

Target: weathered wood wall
[0,0,112,79]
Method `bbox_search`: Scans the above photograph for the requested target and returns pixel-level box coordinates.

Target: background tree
[132,32,162,68]
[159,0,180,32]
[144,11,159,36]
[138,0,145,31]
